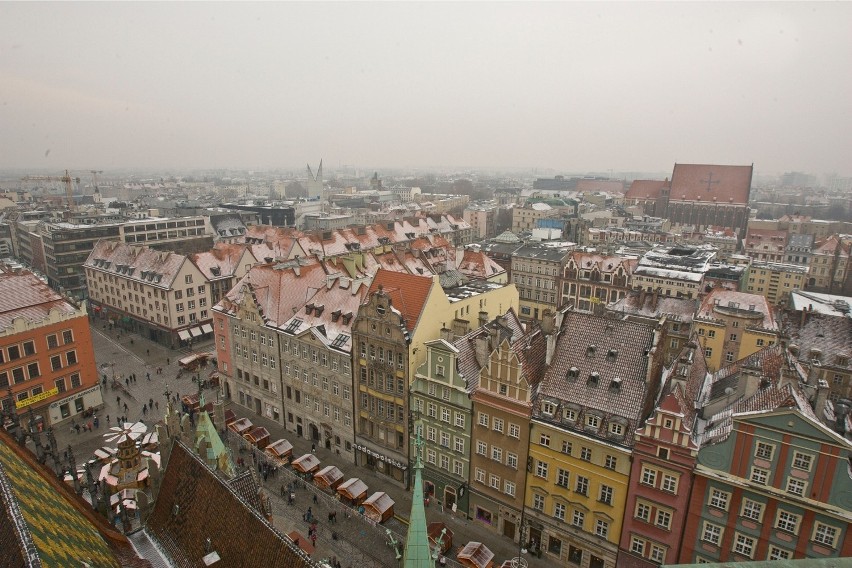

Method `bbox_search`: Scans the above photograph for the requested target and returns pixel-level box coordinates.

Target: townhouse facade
[0,268,101,428]
[561,252,636,313]
[528,309,666,568]
[745,261,807,306]
[512,243,571,321]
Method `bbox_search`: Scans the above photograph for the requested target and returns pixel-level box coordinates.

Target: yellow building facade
[526,419,631,568]
[745,261,807,306]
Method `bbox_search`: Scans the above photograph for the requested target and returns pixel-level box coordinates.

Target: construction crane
[20,170,80,210]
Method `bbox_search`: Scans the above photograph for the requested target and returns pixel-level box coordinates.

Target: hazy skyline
[1,2,851,176]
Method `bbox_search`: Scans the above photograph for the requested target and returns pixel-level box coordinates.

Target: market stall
[362,491,395,524]
[228,417,253,437]
[457,542,494,568]
[336,478,368,507]
[313,465,344,491]
[264,439,293,464]
[243,426,270,449]
[291,453,321,475]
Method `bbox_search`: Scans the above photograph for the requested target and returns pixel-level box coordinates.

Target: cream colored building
[745,261,807,306]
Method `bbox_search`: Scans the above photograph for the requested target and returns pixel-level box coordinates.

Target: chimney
[651,287,660,311]
[452,318,470,338]
[540,309,555,335]
[741,370,763,401]
[440,327,454,342]
[814,378,829,417]
[478,310,488,328]
[639,287,647,306]
[474,333,491,367]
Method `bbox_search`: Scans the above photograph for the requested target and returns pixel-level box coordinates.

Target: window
[491,446,503,462]
[662,474,678,493]
[580,447,592,461]
[23,341,35,356]
[507,452,518,469]
[734,533,755,558]
[427,402,437,419]
[636,502,651,522]
[709,488,730,510]
[539,433,550,447]
[586,414,600,429]
[535,460,548,479]
[509,423,520,438]
[609,422,624,436]
[595,520,609,539]
[769,547,790,560]
[47,335,58,349]
[650,544,666,563]
[776,510,800,533]
[50,355,62,371]
[428,427,437,443]
[554,502,566,521]
[599,485,613,505]
[504,481,516,497]
[70,372,81,388]
[27,362,40,379]
[454,412,465,428]
[477,441,487,455]
[478,413,489,428]
[533,494,544,511]
[741,498,764,521]
[605,455,617,470]
[54,378,65,393]
[730,333,737,341]
[792,451,813,471]
[641,467,657,486]
[453,460,463,476]
[656,509,672,530]
[702,522,722,545]
[435,364,445,377]
[492,417,504,433]
[814,523,839,547]
[474,467,486,484]
[440,432,450,448]
[489,474,500,489]
[755,442,774,460]
[426,449,436,464]
[7,345,20,360]
[575,476,588,496]
[630,537,645,556]
[786,477,806,496]
[750,467,769,485]
[561,440,572,455]
[441,407,450,423]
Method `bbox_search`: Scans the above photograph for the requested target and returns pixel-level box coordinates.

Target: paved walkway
[52,322,548,567]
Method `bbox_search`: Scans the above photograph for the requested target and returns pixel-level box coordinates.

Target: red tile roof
[625,179,670,200]
[0,270,80,330]
[670,163,752,204]
[367,269,435,333]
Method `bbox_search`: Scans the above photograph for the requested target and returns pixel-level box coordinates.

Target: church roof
[147,440,314,567]
[0,433,151,567]
[402,440,432,568]
[670,163,752,205]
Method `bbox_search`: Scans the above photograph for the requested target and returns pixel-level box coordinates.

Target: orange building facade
[0,270,102,428]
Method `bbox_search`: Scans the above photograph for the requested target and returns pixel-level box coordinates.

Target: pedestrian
[310,533,317,547]
[106,415,110,425]
[123,402,128,413]
[167,357,170,365]
[311,443,316,453]
[146,372,150,381]
[116,396,120,405]
[125,377,129,387]
[74,423,80,434]
[313,493,318,505]
[280,484,286,498]
[155,401,159,411]
[146,349,150,356]
[149,397,154,408]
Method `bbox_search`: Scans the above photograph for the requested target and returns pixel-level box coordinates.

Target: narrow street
[50,322,549,567]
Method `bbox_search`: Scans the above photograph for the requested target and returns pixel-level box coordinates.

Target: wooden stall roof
[428,522,454,554]
[228,417,253,435]
[224,409,237,426]
[265,439,293,459]
[291,453,321,473]
[286,531,314,556]
[313,465,344,488]
[457,542,494,568]
[362,491,395,522]
[336,478,368,500]
[244,426,270,443]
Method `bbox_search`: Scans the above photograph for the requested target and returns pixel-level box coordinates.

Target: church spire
[403,427,434,567]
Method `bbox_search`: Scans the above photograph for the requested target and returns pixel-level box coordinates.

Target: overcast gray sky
[1,2,850,176]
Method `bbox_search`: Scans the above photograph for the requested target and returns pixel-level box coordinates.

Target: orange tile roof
[0,270,79,330]
[670,163,752,204]
[367,269,434,333]
[625,179,670,200]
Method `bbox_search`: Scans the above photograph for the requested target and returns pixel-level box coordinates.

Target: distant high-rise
[306,159,323,199]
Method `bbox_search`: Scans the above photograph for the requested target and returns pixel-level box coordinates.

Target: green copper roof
[195,409,234,477]
[403,433,433,568]
[0,440,120,567]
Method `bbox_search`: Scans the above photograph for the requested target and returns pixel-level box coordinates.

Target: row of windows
[640,465,680,494]
[0,373,81,410]
[0,350,78,389]
[634,499,674,530]
[412,398,466,429]
[425,449,465,477]
[360,367,404,394]
[531,493,612,538]
[702,520,839,556]
[477,412,521,438]
[360,394,405,423]
[629,535,667,563]
[234,345,277,368]
[754,441,814,471]
[0,330,73,363]
[473,467,516,497]
[474,440,517,468]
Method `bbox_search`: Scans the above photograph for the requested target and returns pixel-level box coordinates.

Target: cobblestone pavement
[50,323,548,568]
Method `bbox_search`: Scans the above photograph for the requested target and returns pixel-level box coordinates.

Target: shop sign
[354,444,408,470]
[49,385,101,409]
[16,387,59,409]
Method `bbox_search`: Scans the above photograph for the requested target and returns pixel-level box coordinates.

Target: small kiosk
[457,542,494,568]
[291,453,321,475]
[313,465,344,491]
[362,491,395,524]
[336,478,368,507]
[228,417,253,437]
[243,426,270,449]
[264,439,293,464]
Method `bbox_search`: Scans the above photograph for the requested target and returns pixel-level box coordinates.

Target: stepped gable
[147,440,313,568]
[454,309,526,392]
[539,312,656,433]
[0,431,153,567]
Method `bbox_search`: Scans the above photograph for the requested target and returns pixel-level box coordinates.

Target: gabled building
[561,252,637,313]
[693,289,780,373]
[468,311,547,543]
[785,307,852,406]
[410,335,473,516]
[743,229,788,263]
[527,309,666,568]
[618,338,708,567]
[512,242,571,321]
[352,269,518,487]
[680,363,852,563]
[809,235,850,294]
[277,275,367,458]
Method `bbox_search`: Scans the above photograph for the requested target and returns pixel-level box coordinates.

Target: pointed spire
[403,427,434,567]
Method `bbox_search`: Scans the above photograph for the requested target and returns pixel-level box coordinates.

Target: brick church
[625,163,753,237]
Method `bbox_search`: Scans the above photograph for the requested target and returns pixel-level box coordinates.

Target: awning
[201,323,214,334]
[178,330,192,341]
[189,327,203,337]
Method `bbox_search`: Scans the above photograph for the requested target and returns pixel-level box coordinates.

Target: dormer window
[563,407,578,422]
[609,377,622,391]
[606,349,618,362]
[585,414,600,430]
[566,367,579,379]
[331,310,342,322]
[541,401,556,417]
[608,420,626,437]
[586,345,596,358]
[587,371,600,385]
